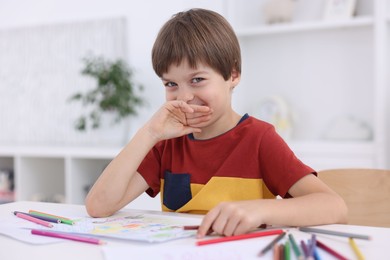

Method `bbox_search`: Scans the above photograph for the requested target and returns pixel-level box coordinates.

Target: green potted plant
[69,55,144,131]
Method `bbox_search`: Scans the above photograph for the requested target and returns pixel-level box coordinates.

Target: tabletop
[0,201,389,260]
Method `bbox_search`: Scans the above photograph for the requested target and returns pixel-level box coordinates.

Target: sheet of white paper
[50,212,201,243]
[102,235,274,260]
[0,209,201,244]
[0,223,61,244]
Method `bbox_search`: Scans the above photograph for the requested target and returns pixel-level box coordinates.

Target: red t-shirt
[138,115,314,213]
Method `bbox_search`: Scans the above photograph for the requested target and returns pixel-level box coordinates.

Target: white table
[0,201,389,260]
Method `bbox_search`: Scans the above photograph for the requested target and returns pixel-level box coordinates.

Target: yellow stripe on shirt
[160,176,274,214]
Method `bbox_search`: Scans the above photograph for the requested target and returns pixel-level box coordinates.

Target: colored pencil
[15,212,53,228]
[310,235,322,260]
[29,210,71,220]
[279,243,285,260]
[313,248,321,260]
[316,240,348,260]
[300,240,310,259]
[284,240,291,260]
[182,225,213,235]
[288,233,303,260]
[13,211,61,223]
[273,243,279,260]
[349,238,365,260]
[196,229,283,246]
[308,234,316,257]
[183,225,200,230]
[258,232,286,256]
[299,227,371,240]
[29,210,74,225]
[184,224,268,230]
[31,229,105,245]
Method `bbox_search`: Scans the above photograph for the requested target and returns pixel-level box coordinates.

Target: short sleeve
[259,127,315,197]
[137,143,163,198]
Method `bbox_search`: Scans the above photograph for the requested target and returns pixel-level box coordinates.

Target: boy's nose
[177,88,194,102]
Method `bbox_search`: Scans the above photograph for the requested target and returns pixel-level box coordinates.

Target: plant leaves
[69,55,144,131]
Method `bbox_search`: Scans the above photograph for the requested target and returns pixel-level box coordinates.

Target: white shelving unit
[0,145,161,210]
[0,146,117,204]
[226,0,389,170]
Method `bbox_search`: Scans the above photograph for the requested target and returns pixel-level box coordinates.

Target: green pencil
[284,240,291,260]
[288,233,303,260]
[57,218,74,225]
[29,210,74,225]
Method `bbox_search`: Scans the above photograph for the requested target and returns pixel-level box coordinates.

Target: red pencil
[196,229,284,246]
[316,240,348,260]
[183,225,200,230]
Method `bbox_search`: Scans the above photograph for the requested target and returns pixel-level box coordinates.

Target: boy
[85,8,347,237]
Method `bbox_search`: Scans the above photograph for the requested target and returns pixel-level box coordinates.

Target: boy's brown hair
[152,8,241,81]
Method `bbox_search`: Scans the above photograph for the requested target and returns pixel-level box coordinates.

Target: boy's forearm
[85,125,158,217]
[260,192,348,227]
[198,191,348,237]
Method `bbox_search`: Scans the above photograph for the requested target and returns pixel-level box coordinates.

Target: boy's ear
[230,69,241,87]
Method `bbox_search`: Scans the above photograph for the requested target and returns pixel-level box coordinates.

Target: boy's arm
[85,101,212,217]
[197,174,348,237]
[85,127,157,217]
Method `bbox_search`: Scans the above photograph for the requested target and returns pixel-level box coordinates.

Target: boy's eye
[164,82,177,87]
[191,77,204,84]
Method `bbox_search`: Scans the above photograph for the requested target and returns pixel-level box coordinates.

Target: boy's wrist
[139,124,162,145]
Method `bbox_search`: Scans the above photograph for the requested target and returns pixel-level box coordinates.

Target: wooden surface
[318,168,390,227]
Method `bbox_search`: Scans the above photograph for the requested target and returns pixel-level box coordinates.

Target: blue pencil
[308,234,316,256]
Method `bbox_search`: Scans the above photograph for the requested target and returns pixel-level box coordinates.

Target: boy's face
[161,60,240,130]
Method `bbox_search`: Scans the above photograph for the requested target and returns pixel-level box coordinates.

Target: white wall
[0,0,225,145]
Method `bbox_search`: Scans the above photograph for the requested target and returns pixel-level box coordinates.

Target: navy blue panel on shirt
[163,170,192,210]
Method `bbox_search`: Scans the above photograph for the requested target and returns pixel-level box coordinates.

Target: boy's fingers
[167,100,194,113]
[197,222,212,238]
[189,104,212,113]
[185,107,213,126]
[171,101,212,115]
[181,127,202,136]
[197,208,219,238]
[186,110,213,119]
[185,115,212,126]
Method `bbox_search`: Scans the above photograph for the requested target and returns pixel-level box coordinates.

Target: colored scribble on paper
[52,213,199,243]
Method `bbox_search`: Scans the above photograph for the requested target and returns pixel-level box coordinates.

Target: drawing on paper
[51,213,200,243]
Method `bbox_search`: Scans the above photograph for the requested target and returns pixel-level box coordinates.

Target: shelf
[0,146,122,203]
[0,157,13,168]
[235,17,374,37]
[17,157,66,202]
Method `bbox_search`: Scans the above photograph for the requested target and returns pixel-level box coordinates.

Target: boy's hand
[146,100,212,141]
[197,201,263,238]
